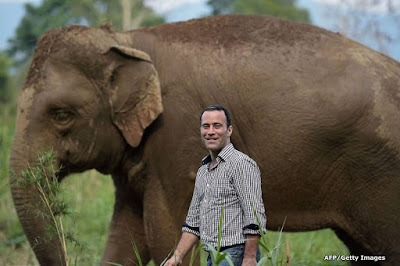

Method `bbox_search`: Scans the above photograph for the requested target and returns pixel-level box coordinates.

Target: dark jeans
[207,244,261,266]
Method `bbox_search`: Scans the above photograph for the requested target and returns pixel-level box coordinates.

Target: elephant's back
[140,14,400,183]
[137,14,342,51]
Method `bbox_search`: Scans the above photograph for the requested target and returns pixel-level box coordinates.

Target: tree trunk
[121,0,132,31]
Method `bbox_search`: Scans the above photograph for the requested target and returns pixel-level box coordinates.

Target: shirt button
[207,183,209,187]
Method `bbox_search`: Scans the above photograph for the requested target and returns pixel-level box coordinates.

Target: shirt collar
[202,143,235,165]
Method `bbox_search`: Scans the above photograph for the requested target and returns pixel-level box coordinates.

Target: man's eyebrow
[201,122,223,125]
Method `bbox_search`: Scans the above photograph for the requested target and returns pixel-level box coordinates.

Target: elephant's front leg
[101,184,150,266]
[143,176,200,265]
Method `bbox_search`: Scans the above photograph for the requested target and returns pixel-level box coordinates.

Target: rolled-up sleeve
[182,174,201,237]
[232,158,267,235]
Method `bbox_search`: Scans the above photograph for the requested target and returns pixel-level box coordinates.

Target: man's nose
[207,126,216,134]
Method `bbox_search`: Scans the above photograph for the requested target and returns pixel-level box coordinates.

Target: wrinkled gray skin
[9,15,400,265]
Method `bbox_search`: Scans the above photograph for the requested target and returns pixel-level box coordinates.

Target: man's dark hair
[200,104,232,127]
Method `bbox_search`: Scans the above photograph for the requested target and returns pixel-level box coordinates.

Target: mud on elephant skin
[9,14,400,265]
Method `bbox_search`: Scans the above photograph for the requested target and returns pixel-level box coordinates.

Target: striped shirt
[182,143,267,248]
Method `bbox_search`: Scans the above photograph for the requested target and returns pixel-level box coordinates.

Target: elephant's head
[9,25,163,265]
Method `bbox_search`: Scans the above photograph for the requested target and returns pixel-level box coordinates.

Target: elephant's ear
[106,45,163,148]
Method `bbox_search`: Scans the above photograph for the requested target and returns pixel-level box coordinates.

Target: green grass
[61,171,115,265]
[263,230,349,265]
[0,101,349,265]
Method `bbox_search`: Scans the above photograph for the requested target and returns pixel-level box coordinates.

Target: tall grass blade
[250,201,264,237]
[160,251,173,266]
[272,216,287,265]
[223,254,234,266]
[215,253,227,264]
[207,204,236,266]
[189,243,204,266]
[128,228,143,266]
[257,257,270,266]
[206,244,234,266]
[217,203,224,253]
[103,262,123,266]
[250,201,270,253]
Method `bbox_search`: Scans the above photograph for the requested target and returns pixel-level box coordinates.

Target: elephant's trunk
[9,141,66,266]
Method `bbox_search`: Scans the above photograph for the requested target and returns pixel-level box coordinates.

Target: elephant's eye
[51,109,75,125]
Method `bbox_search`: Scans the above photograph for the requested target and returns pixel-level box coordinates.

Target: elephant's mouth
[56,167,68,181]
[58,154,103,178]
[58,150,92,177]
[57,154,87,180]
[57,160,85,180]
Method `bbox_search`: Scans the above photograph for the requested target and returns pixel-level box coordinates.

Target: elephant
[9,14,400,265]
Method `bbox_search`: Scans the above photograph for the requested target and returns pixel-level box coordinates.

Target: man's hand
[242,257,257,266]
[164,253,183,266]
[164,232,199,266]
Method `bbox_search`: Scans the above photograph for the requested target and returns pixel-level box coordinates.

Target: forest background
[0,0,399,265]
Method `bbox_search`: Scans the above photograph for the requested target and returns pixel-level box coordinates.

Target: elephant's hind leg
[333,227,380,266]
[334,197,400,266]
[101,186,150,266]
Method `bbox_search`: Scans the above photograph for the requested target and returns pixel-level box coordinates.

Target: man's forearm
[173,232,200,261]
[165,232,199,266]
[243,235,260,259]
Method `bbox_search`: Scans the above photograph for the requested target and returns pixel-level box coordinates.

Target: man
[165,104,266,266]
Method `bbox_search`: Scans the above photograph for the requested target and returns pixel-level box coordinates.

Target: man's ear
[228,125,233,136]
[106,45,163,147]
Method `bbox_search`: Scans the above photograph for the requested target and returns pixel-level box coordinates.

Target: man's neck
[207,143,231,168]
[209,154,218,168]
[208,146,225,168]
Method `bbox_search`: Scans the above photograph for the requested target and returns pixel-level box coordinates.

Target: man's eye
[214,124,222,129]
[201,125,210,129]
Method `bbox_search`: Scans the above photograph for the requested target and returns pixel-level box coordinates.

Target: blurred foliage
[208,0,235,15]
[207,0,311,23]
[0,52,11,103]
[322,0,400,60]
[7,0,165,66]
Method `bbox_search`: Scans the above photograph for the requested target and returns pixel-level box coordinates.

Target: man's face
[200,110,233,153]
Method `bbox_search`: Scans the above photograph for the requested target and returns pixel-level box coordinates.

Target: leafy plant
[206,204,234,266]
[189,243,205,266]
[250,201,287,266]
[17,150,84,266]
